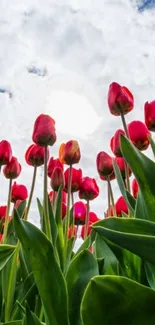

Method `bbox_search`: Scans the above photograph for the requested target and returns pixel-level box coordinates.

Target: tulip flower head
[0,206,7,219]
[114,156,132,179]
[132,178,139,199]
[32,114,56,146]
[79,177,99,201]
[144,101,155,131]
[59,140,81,165]
[0,140,12,166]
[25,144,49,167]
[11,182,28,203]
[81,221,92,239]
[73,201,87,225]
[64,167,82,192]
[128,120,150,151]
[108,82,134,116]
[110,129,125,157]
[96,152,113,177]
[3,157,21,179]
[50,167,65,192]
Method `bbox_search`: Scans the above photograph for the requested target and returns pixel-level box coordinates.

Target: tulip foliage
[1,83,155,324]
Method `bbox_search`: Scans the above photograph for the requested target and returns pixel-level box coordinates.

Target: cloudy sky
[0,0,155,226]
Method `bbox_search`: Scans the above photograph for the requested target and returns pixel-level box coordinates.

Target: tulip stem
[124,163,131,193]
[24,166,37,221]
[43,146,52,241]
[3,179,12,243]
[107,182,111,217]
[120,110,129,139]
[71,192,74,207]
[65,165,72,252]
[84,200,90,240]
[107,177,116,217]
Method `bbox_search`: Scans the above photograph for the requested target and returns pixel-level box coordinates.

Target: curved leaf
[81,275,155,325]
[66,249,98,325]
[13,210,69,325]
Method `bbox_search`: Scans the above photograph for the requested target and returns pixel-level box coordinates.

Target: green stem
[120,109,131,194]
[24,165,37,221]
[65,165,72,251]
[124,162,131,193]
[84,200,90,240]
[3,179,12,243]
[107,177,116,217]
[4,242,20,321]
[120,110,129,138]
[71,192,74,207]
[107,182,111,217]
[43,146,52,241]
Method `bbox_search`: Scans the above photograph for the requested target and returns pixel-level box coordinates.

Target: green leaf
[0,245,16,271]
[13,210,69,325]
[81,276,155,325]
[75,231,96,256]
[93,217,155,265]
[149,135,155,158]
[23,303,42,325]
[121,135,155,221]
[95,235,118,275]
[66,249,99,325]
[113,160,135,214]
[2,321,22,325]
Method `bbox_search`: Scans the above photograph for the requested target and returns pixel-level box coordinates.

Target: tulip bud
[59,140,81,165]
[110,129,125,157]
[89,211,99,223]
[47,157,63,178]
[114,157,132,179]
[3,156,21,179]
[144,101,155,131]
[11,182,28,203]
[96,152,113,177]
[132,178,139,199]
[64,167,82,192]
[115,196,128,217]
[108,82,134,116]
[127,120,150,151]
[25,144,49,167]
[68,225,77,239]
[73,201,87,225]
[32,114,56,146]
[50,167,65,191]
[49,190,67,204]
[0,206,7,219]
[79,177,99,201]
[81,221,92,239]
[0,140,12,166]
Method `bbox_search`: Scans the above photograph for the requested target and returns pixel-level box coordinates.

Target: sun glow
[46,90,101,138]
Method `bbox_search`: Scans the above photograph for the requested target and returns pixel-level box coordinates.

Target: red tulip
[81,221,92,239]
[50,167,64,191]
[144,101,155,131]
[108,82,134,116]
[25,144,49,167]
[64,167,82,192]
[0,140,12,166]
[73,201,87,225]
[128,120,150,151]
[32,114,56,146]
[114,157,132,179]
[59,140,81,165]
[11,182,28,203]
[47,157,63,178]
[89,212,99,223]
[68,225,77,239]
[115,196,128,217]
[96,152,113,177]
[49,190,67,204]
[0,234,3,243]
[110,129,125,157]
[61,201,67,219]
[49,190,67,218]
[0,206,7,219]
[132,178,139,199]
[3,157,21,179]
[79,177,99,201]
[105,205,114,218]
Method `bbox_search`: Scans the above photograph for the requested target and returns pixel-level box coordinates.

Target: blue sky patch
[137,0,155,12]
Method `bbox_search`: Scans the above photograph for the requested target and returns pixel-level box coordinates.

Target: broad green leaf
[95,235,118,275]
[144,262,155,289]
[36,198,43,229]
[93,217,155,265]
[113,160,135,214]
[66,249,98,325]
[2,322,22,325]
[81,275,155,325]
[121,135,155,221]
[0,245,16,271]
[13,210,69,325]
